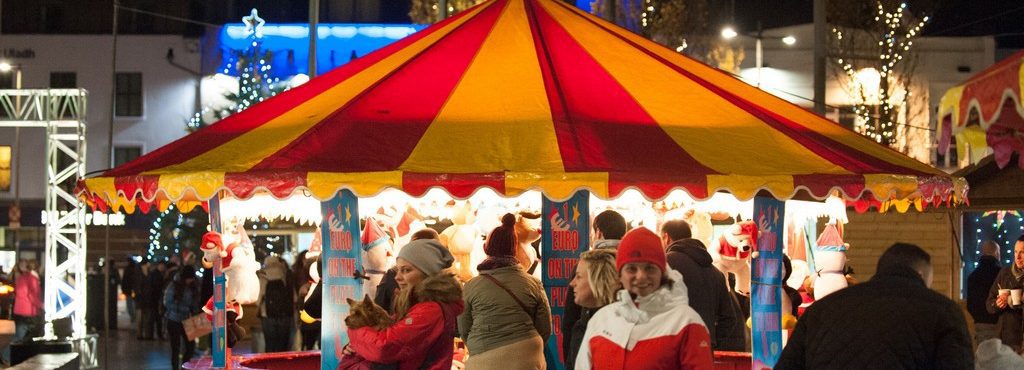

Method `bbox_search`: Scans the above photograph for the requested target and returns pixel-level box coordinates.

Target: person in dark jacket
[164,265,200,370]
[776,242,973,369]
[660,220,744,351]
[561,210,625,365]
[969,241,1001,344]
[565,248,618,370]
[987,236,1024,351]
[121,257,140,324]
[137,260,162,340]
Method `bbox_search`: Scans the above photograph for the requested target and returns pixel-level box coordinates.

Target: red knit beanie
[484,213,518,258]
[616,227,667,273]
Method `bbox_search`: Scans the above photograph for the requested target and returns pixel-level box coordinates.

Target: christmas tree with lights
[146,204,210,263]
[187,8,288,131]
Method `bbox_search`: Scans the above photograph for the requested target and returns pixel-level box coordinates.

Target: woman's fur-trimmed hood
[413,272,463,304]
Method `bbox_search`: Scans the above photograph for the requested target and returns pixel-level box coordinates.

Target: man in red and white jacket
[576,227,714,370]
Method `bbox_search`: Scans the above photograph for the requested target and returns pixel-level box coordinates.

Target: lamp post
[0,61,21,90]
[721,27,796,87]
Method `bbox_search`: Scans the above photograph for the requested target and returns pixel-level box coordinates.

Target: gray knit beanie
[397,239,454,276]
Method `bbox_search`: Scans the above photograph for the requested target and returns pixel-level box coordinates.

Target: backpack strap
[481,274,535,316]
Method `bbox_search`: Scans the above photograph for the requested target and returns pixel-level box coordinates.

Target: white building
[723,24,996,165]
[0,35,201,265]
[0,34,203,202]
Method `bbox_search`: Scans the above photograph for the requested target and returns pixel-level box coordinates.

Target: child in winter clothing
[575,228,714,370]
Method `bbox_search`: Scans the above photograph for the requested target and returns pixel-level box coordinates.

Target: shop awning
[77,0,966,214]
[938,49,1024,169]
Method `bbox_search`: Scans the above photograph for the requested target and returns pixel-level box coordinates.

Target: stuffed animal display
[514,212,542,279]
[715,220,759,295]
[200,224,260,348]
[812,223,848,300]
[359,217,392,299]
[440,202,480,282]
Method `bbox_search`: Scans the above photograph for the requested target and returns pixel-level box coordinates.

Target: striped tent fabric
[938,49,1024,169]
[78,0,967,214]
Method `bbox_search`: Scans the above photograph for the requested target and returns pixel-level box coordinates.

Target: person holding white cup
[987,236,1024,351]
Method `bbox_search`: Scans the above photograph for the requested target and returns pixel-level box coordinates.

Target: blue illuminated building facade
[216,23,427,77]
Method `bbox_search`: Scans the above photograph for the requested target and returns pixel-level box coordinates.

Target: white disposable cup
[1012,289,1022,306]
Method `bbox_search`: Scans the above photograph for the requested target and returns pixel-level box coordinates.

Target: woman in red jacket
[345,239,464,370]
[576,228,714,370]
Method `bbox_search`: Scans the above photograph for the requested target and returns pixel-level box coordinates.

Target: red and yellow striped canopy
[78,0,966,213]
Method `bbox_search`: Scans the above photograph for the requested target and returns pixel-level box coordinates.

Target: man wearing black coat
[776,242,972,369]
[967,241,1001,344]
[986,235,1024,351]
[660,220,745,351]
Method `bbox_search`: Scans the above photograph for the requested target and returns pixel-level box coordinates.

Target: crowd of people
[340,209,986,370]
[1,210,1006,369]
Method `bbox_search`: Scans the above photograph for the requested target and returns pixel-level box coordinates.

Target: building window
[115,73,143,117]
[49,72,76,88]
[0,146,10,192]
[0,74,12,89]
[113,146,142,167]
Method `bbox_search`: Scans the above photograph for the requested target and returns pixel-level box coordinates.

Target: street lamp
[720,27,796,87]
[0,61,22,89]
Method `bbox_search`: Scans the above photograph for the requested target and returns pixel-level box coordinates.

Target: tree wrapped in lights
[409,0,482,24]
[147,204,210,262]
[829,1,929,148]
[187,9,288,132]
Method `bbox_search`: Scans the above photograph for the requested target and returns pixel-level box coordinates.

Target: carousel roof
[78,0,966,213]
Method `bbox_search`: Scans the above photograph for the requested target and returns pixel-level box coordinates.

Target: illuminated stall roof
[78,0,965,214]
[938,49,1024,169]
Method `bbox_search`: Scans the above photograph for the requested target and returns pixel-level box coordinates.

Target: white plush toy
[359,217,392,299]
[440,201,480,282]
[223,223,261,306]
[812,223,848,300]
[715,220,759,295]
[683,209,715,254]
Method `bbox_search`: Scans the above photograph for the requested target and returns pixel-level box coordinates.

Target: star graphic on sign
[572,204,580,224]
[345,205,352,224]
[242,8,265,38]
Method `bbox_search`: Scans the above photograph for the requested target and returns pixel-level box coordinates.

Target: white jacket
[575,269,713,370]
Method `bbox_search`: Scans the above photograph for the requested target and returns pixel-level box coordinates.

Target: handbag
[183,313,212,341]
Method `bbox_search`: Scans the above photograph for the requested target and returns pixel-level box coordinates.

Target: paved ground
[12,299,268,370]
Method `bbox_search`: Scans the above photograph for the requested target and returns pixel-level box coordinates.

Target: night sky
[381,0,1024,48]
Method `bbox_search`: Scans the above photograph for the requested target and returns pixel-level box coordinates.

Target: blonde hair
[580,249,619,307]
[391,266,456,319]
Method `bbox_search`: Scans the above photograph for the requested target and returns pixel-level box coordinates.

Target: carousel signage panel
[541,190,589,370]
[320,190,364,370]
[209,196,227,368]
[751,197,785,369]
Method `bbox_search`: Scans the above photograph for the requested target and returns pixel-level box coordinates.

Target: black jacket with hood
[665,238,745,351]
[776,265,972,370]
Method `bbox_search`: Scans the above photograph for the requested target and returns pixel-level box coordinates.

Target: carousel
[77,0,967,369]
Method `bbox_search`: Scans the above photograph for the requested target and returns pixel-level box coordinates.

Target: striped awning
[938,49,1024,169]
[77,0,967,214]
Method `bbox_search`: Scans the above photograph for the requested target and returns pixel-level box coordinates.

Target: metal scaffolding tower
[0,88,94,367]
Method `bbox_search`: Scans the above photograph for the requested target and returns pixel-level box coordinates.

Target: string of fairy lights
[833,2,928,147]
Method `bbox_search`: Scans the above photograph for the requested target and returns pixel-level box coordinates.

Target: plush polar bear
[715,221,759,295]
